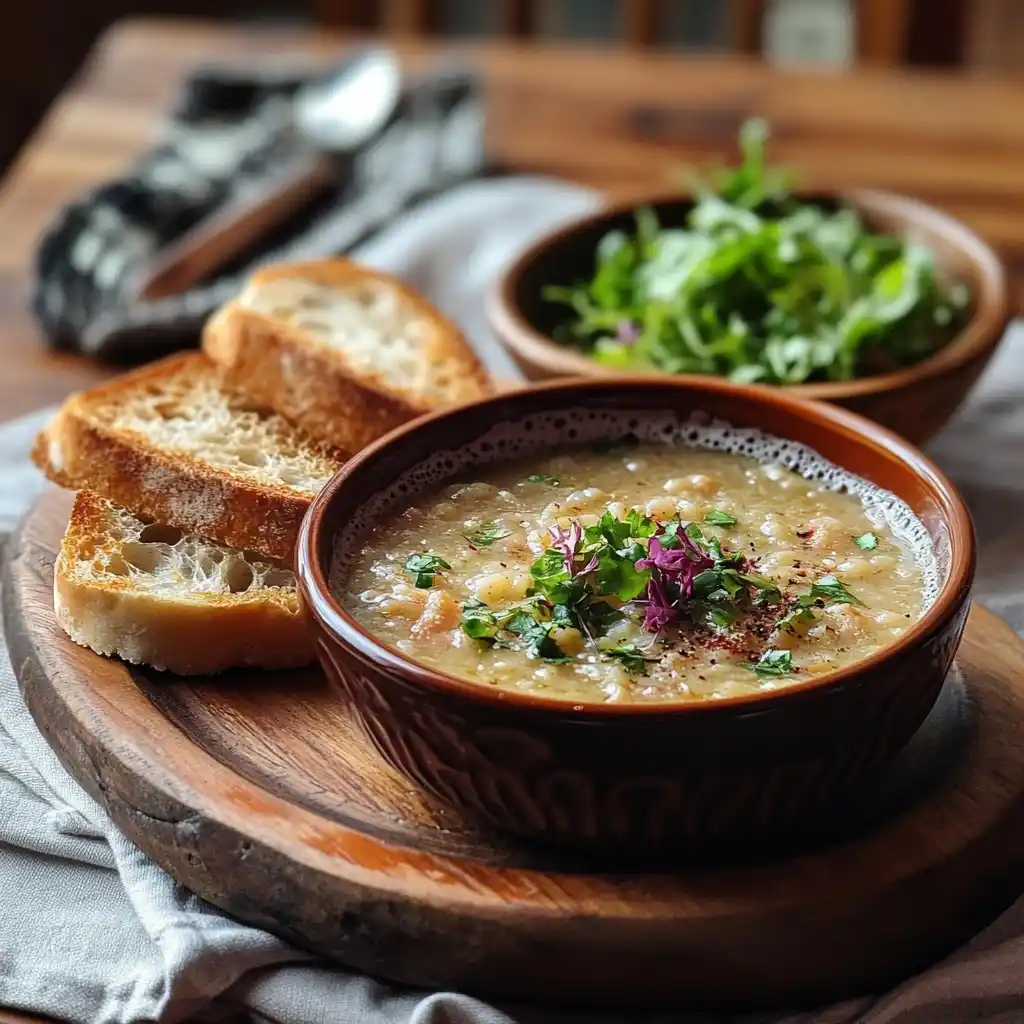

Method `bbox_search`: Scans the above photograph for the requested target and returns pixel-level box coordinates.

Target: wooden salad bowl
[297,376,975,849]
[487,191,1010,445]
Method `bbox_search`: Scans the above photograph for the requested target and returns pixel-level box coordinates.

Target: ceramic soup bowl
[297,377,974,848]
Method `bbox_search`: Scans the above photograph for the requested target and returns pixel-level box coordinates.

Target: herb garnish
[853,532,878,550]
[465,521,511,548]
[461,520,630,663]
[525,474,559,485]
[404,553,451,589]
[810,574,863,606]
[777,594,819,634]
[461,598,501,639]
[460,597,575,663]
[543,118,968,384]
[605,643,661,674]
[751,649,794,678]
[775,572,867,634]
[703,509,738,527]
[505,614,573,663]
[458,508,828,677]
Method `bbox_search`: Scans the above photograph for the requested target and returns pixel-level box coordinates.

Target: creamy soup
[337,441,931,704]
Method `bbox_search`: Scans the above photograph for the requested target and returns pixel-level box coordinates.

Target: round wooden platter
[7,489,1024,1012]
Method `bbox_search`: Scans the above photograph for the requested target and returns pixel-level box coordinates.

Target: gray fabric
[2,176,1024,1023]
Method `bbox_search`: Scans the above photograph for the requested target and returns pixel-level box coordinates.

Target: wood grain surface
[6,485,1024,1010]
[4,19,1024,419]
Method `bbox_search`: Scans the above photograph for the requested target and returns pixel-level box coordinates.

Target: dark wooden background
[0,0,976,179]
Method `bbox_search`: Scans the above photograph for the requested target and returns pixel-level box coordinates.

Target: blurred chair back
[312,1,920,65]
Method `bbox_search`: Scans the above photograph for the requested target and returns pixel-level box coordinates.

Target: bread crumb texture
[100,357,340,494]
[238,275,470,403]
[70,494,298,602]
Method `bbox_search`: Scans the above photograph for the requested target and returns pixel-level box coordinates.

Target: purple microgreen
[548,521,583,572]
[637,576,678,632]
[547,521,601,577]
[615,319,641,344]
[636,536,714,600]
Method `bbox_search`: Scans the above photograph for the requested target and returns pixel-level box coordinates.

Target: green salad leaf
[542,119,968,385]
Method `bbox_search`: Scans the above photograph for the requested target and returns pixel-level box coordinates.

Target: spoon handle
[133,152,338,302]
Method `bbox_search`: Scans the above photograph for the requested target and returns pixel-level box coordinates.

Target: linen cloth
[2,176,1024,1024]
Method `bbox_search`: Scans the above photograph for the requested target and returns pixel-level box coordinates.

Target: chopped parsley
[459,597,571,662]
[703,509,738,527]
[853,532,878,550]
[777,595,819,634]
[810,574,863,606]
[465,521,511,548]
[505,614,572,663]
[403,553,451,589]
[460,598,499,639]
[604,643,661,674]
[525,474,559,485]
[583,600,625,636]
[751,649,794,678]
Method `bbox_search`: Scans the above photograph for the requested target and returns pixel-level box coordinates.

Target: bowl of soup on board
[298,377,974,848]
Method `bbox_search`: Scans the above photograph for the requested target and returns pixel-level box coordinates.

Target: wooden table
[4,19,1024,421]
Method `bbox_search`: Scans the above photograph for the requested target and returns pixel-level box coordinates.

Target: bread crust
[32,353,346,561]
[202,259,493,452]
[53,491,314,675]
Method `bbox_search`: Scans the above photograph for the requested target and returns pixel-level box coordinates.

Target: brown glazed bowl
[297,377,974,849]
[488,191,1009,447]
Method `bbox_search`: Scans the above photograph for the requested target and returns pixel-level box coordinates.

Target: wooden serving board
[6,488,1024,1011]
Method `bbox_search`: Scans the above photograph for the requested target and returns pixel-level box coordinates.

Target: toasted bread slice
[33,352,346,561]
[54,491,313,675]
[202,259,493,452]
